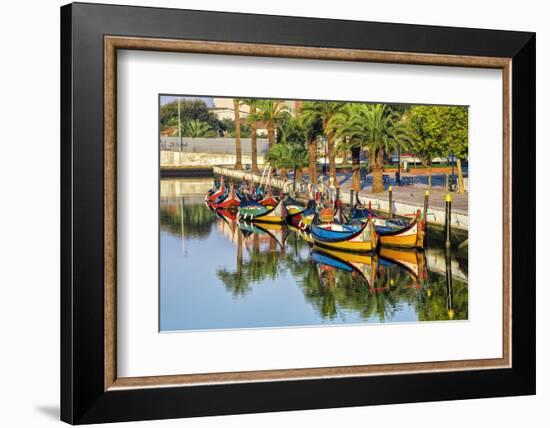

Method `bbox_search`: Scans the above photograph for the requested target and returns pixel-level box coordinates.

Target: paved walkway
[306,171,468,214]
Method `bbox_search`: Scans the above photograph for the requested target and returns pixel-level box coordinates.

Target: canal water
[160,178,468,332]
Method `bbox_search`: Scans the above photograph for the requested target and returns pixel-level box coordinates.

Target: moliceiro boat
[216,182,241,211]
[286,198,316,231]
[378,217,425,249]
[311,216,378,253]
[237,198,287,224]
[351,205,425,249]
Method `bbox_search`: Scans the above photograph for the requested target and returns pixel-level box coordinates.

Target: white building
[211,98,250,121]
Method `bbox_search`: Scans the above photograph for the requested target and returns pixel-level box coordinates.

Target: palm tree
[183,119,215,138]
[240,99,260,174]
[334,104,409,193]
[296,112,323,186]
[330,104,363,191]
[254,100,289,149]
[265,143,292,180]
[300,101,345,185]
[233,99,243,170]
[288,143,309,184]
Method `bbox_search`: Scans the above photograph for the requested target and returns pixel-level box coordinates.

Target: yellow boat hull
[287,206,303,215]
[314,239,377,252]
[252,215,286,224]
[379,221,424,249]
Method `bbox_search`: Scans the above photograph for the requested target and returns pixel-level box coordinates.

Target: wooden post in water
[445,193,452,248]
[423,190,429,230]
[388,186,393,218]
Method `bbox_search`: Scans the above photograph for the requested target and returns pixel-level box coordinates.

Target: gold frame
[104,35,512,391]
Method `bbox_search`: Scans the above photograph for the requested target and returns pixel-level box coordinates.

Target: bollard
[335,187,340,208]
[349,189,355,208]
[445,193,452,248]
[368,200,371,210]
[388,186,393,218]
[423,190,429,231]
[445,247,454,319]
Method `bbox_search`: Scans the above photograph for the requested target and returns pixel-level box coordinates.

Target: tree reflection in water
[161,196,468,324]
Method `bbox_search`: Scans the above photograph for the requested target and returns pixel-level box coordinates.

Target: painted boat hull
[350,207,424,249]
[379,219,424,249]
[238,199,287,224]
[311,219,378,253]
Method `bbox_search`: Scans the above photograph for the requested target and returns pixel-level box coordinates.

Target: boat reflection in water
[160,179,468,331]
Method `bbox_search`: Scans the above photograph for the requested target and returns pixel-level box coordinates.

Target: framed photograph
[61,2,535,424]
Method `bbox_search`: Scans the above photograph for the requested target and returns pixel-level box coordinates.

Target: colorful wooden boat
[207,186,229,209]
[350,206,424,249]
[206,175,225,202]
[259,195,279,209]
[378,218,424,249]
[237,198,287,224]
[206,174,223,198]
[287,200,316,231]
[283,195,304,216]
[311,216,378,253]
[216,182,241,211]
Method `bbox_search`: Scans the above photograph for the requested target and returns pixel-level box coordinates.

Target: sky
[160,95,214,107]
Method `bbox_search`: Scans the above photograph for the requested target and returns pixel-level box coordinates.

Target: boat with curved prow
[378,217,424,249]
[350,203,425,249]
[237,197,287,224]
[216,181,241,211]
[311,214,378,253]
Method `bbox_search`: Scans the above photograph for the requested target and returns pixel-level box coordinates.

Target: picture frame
[61,2,535,424]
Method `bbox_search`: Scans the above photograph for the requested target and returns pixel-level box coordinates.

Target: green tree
[233,99,243,170]
[288,143,309,184]
[253,100,289,149]
[332,103,409,193]
[265,143,293,179]
[241,99,260,173]
[183,119,216,138]
[160,99,222,135]
[330,104,362,191]
[300,101,345,185]
[407,105,468,191]
[296,109,323,185]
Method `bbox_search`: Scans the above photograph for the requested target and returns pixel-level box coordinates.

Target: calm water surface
[160,178,468,331]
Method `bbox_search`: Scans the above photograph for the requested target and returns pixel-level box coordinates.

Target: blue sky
[160,95,214,107]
